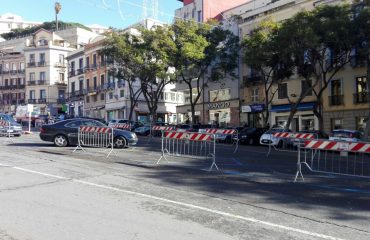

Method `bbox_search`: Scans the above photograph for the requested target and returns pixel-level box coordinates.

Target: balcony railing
[329,95,344,106]
[54,62,67,68]
[55,80,67,85]
[28,80,36,86]
[68,70,76,78]
[77,68,84,75]
[353,92,369,104]
[37,80,48,85]
[27,62,36,67]
[37,99,47,104]
[37,61,46,67]
[28,99,36,104]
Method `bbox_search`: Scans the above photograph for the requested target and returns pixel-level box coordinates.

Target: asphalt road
[0,134,369,240]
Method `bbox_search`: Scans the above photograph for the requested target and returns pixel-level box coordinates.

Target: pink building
[176,0,249,22]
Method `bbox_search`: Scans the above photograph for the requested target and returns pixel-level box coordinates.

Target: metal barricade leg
[294,145,304,182]
[157,132,169,164]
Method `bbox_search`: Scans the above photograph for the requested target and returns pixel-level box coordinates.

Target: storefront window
[356,117,367,132]
[331,118,343,130]
[209,109,230,126]
[209,88,231,102]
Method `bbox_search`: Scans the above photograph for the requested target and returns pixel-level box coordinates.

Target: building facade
[0,52,25,113]
[0,13,41,35]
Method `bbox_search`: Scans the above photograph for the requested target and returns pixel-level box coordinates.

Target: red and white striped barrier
[205,129,237,135]
[164,131,212,141]
[0,120,9,126]
[111,124,131,130]
[158,131,218,171]
[80,126,112,133]
[272,132,315,139]
[152,126,176,131]
[304,140,370,153]
[74,125,116,158]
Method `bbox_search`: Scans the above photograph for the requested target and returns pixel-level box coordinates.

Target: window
[59,73,65,82]
[251,88,259,102]
[100,74,105,86]
[29,54,35,63]
[209,88,231,102]
[171,92,176,101]
[11,63,16,71]
[70,61,75,72]
[192,8,195,18]
[330,79,343,105]
[197,10,202,22]
[58,90,65,99]
[93,54,97,67]
[120,89,125,98]
[20,62,24,70]
[79,79,84,92]
[93,95,97,102]
[29,72,35,81]
[301,79,312,96]
[331,118,343,130]
[278,83,288,99]
[29,90,35,99]
[40,89,46,99]
[86,96,90,103]
[79,58,83,69]
[65,121,81,128]
[40,72,45,81]
[39,38,48,46]
[93,77,97,89]
[100,93,105,101]
[71,82,75,93]
[59,54,64,64]
[39,53,45,63]
[356,76,367,93]
[86,79,90,89]
[109,92,113,99]
[356,117,367,132]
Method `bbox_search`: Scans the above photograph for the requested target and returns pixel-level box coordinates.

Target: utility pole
[55,2,61,31]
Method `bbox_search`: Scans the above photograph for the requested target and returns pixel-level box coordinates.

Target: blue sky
[1,0,183,29]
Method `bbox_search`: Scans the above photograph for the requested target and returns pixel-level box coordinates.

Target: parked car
[134,125,151,136]
[329,129,363,142]
[259,128,291,146]
[0,113,22,136]
[39,118,138,147]
[108,119,130,127]
[236,127,267,145]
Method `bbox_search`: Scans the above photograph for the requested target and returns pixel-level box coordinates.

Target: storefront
[241,104,265,127]
[270,102,318,131]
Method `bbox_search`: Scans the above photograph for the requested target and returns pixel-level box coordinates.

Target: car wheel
[54,134,68,147]
[114,136,127,148]
[248,138,254,145]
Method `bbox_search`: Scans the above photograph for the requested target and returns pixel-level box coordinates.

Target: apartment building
[23,28,76,116]
[221,0,351,130]
[83,36,108,119]
[0,51,25,113]
[66,47,85,117]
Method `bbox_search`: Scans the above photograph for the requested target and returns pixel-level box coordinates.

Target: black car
[39,118,138,147]
[236,127,267,145]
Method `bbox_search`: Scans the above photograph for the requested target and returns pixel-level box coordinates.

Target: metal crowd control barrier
[147,125,177,143]
[73,125,116,158]
[205,128,239,153]
[111,123,131,131]
[0,120,14,144]
[267,132,317,157]
[295,140,370,182]
[157,131,218,171]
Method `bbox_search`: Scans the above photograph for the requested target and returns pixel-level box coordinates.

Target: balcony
[77,68,84,75]
[55,80,67,86]
[28,99,36,104]
[243,75,263,87]
[37,61,46,67]
[27,62,36,67]
[57,98,66,104]
[353,92,369,104]
[68,70,76,78]
[54,62,67,68]
[37,98,47,104]
[0,70,10,75]
[37,80,48,85]
[329,95,344,106]
[28,80,36,86]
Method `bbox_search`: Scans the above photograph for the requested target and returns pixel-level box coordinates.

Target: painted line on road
[2,164,344,240]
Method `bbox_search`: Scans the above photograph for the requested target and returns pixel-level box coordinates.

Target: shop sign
[208,102,230,109]
[242,104,264,113]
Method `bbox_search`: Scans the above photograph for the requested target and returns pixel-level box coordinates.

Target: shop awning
[271,102,315,112]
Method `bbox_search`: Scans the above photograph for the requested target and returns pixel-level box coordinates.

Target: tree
[101,33,143,122]
[243,19,294,128]
[353,3,370,138]
[172,20,239,125]
[137,25,177,123]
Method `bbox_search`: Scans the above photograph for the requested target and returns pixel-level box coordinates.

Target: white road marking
[2,164,344,240]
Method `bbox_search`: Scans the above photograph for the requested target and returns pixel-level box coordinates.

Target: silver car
[0,113,22,136]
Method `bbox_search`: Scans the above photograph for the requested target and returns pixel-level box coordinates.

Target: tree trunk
[313,100,324,131]
[190,104,196,125]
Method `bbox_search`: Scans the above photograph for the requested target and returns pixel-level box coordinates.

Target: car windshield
[0,114,16,123]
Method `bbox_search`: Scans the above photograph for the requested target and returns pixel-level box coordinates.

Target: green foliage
[1,21,91,40]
